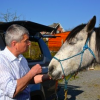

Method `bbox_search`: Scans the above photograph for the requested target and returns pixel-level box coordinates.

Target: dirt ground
[57,67,100,100]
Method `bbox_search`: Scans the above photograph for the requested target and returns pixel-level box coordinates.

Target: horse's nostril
[49,66,54,73]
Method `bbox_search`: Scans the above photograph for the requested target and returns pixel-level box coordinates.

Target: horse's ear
[86,16,96,33]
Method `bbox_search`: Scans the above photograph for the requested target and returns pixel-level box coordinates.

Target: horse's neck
[91,30,100,63]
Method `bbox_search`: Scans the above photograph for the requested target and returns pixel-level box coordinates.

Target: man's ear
[11,41,17,47]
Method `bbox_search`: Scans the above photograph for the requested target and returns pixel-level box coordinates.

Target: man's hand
[30,64,42,77]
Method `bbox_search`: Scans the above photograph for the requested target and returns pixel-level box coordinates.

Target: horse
[48,16,100,80]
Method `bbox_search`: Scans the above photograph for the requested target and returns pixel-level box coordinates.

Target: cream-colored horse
[48,16,100,80]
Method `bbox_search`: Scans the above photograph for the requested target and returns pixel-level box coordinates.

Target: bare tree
[0,9,21,22]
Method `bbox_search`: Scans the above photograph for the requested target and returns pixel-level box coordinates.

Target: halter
[53,33,96,99]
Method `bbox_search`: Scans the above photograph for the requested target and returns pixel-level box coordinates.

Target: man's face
[16,34,31,54]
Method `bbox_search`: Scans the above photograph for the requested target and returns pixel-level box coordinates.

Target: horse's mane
[95,27,100,57]
[66,24,86,42]
[66,23,100,59]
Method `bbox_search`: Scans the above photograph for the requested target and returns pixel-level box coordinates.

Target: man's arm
[33,74,51,84]
[13,64,42,98]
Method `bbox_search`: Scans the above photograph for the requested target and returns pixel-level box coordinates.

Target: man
[0,24,50,100]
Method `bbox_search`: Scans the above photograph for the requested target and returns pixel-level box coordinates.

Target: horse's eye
[69,42,76,45]
[69,38,77,45]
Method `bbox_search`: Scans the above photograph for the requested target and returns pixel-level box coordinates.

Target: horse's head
[48,16,98,80]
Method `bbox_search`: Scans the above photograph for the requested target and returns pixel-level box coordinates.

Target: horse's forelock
[66,24,86,42]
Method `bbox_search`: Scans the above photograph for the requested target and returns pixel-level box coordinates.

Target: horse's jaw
[48,59,79,80]
[48,54,94,80]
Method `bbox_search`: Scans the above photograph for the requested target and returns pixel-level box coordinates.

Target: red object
[48,31,70,51]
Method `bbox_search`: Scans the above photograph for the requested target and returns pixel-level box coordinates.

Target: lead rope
[53,37,96,100]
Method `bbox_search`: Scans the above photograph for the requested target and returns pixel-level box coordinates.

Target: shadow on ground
[57,84,84,100]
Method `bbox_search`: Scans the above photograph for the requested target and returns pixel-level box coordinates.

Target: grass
[98,95,100,99]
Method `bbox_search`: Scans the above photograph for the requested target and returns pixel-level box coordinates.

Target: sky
[0,0,100,30]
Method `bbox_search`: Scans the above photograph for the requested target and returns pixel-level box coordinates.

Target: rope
[53,36,96,100]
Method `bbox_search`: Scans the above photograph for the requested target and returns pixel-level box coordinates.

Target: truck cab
[0,21,58,100]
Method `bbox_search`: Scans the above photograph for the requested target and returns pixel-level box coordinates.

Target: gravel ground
[57,70,100,100]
